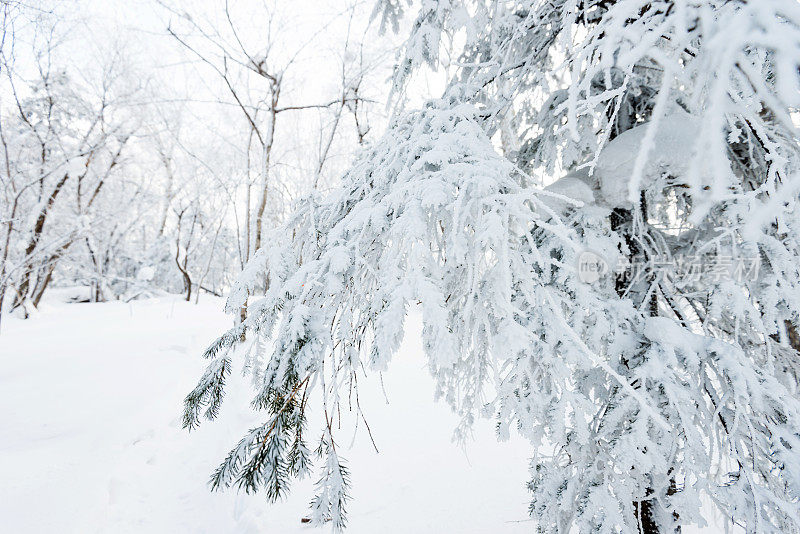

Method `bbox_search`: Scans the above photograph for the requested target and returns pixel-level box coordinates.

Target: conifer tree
[185,1,800,531]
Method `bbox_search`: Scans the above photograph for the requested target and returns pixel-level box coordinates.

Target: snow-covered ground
[0,295,534,533]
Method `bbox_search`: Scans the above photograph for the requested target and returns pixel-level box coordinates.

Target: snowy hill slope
[0,297,535,533]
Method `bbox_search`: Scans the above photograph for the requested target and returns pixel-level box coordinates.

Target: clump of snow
[45,286,93,304]
[594,110,700,207]
[540,170,596,215]
[541,110,701,212]
[136,266,155,282]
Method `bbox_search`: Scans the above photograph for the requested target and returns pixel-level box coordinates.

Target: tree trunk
[239,302,247,342]
[253,83,279,254]
[634,498,659,534]
[0,282,6,334]
[785,321,800,353]
[175,253,192,302]
[31,261,56,308]
[0,196,18,331]
[611,199,673,534]
[13,172,69,309]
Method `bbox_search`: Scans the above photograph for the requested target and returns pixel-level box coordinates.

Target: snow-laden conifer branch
[309,429,351,530]
[187,1,800,531]
[183,356,231,430]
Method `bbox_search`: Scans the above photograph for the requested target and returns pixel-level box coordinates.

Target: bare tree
[0,11,138,319]
[161,0,378,326]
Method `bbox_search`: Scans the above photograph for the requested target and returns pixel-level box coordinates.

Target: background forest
[0,0,410,327]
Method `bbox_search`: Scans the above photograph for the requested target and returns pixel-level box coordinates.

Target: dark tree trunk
[239,303,247,342]
[31,261,56,308]
[611,199,677,534]
[178,263,191,302]
[634,498,659,534]
[174,244,192,302]
[13,173,69,310]
[785,321,800,353]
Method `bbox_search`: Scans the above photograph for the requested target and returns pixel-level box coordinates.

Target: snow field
[0,296,534,533]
